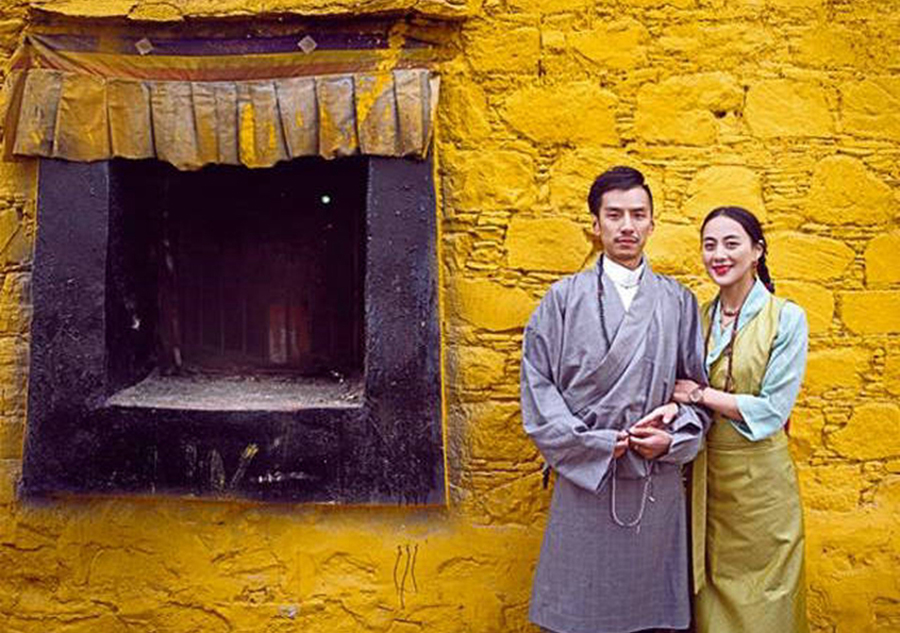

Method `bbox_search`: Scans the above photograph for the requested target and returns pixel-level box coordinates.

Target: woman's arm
[673,383,742,420]
[674,302,809,441]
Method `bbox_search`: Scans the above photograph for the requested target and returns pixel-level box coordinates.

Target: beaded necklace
[596,256,612,349]
[598,256,655,532]
[704,295,742,393]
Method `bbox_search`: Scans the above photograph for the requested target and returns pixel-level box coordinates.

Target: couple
[521,166,808,633]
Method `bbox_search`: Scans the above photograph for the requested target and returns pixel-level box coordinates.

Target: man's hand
[628,426,672,460]
[613,430,629,459]
[632,402,679,430]
[673,379,700,404]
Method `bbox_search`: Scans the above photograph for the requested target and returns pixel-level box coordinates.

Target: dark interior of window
[106,158,366,409]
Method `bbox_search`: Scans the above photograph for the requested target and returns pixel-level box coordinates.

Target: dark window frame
[21,156,445,504]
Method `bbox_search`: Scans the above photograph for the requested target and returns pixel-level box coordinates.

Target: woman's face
[701,215,763,289]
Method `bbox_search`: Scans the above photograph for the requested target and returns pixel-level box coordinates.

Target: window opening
[106,157,366,410]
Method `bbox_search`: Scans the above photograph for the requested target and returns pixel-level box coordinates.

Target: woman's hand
[632,402,679,429]
[673,379,700,404]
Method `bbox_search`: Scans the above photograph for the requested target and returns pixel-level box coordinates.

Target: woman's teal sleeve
[731,303,809,441]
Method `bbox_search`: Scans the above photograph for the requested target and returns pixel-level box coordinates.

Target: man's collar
[603,256,644,288]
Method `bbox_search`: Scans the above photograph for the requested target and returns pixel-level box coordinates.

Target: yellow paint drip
[356,23,409,127]
[238,101,256,165]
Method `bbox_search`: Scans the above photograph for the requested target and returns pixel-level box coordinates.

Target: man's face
[591,187,653,269]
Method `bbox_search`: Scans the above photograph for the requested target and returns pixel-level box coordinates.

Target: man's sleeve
[659,289,712,465]
[521,283,620,492]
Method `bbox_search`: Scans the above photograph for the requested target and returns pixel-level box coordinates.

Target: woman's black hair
[701,206,775,293]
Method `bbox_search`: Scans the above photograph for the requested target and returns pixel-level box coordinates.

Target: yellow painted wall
[1,0,900,631]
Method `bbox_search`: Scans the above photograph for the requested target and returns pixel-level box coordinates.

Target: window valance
[1,28,439,170]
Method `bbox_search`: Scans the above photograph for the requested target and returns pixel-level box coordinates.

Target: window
[106,158,366,410]
[23,155,444,504]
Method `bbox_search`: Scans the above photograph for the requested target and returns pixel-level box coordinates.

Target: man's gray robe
[521,260,709,633]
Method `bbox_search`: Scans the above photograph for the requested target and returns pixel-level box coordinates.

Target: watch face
[690,388,702,404]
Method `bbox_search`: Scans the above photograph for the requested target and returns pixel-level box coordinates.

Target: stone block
[464,22,540,74]
[841,291,900,335]
[874,475,900,511]
[658,23,774,68]
[797,463,860,512]
[864,232,900,286]
[437,79,491,146]
[450,278,538,331]
[768,0,821,6]
[472,470,549,526]
[635,72,742,145]
[109,0,482,20]
[128,2,184,20]
[0,160,37,201]
[0,211,15,255]
[452,345,508,391]
[463,400,537,465]
[549,149,662,215]
[500,82,618,146]
[745,79,833,138]
[829,403,900,460]
[804,348,871,394]
[804,155,897,226]
[0,420,23,459]
[0,205,31,268]
[0,337,28,414]
[777,281,834,335]
[0,336,25,367]
[506,216,592,272]
[442,148,536,212]
[885,351,900,396]
[787,407,825,463]
[644,223,703,276]
[733,0,820,5]
[568,19,649,71]
[767,232,854,281]
[681,166,766,222]
[625,0,695,6]
[796,24,867,68]
[508,0,593,13]
[541,30,566,52]
[842,78,900,141]
[0,458,19,504]
[0,273,32,335]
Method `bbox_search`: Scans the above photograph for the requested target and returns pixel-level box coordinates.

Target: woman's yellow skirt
[694,419,809,633]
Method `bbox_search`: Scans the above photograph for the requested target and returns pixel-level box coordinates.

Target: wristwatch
[689,386,705,404]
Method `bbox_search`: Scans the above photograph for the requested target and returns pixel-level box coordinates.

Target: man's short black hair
[587,166,653,217]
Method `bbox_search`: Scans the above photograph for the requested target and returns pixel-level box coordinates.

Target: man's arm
[657,289,711,464]
[521,284,622,492]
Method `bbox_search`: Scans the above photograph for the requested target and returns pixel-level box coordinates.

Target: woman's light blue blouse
[706,278,809,442]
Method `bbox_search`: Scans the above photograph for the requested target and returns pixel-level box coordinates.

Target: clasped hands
[614,379,701,460]
[613,401,676,460]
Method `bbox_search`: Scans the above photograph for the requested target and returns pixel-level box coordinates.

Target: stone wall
[1,0,899,631]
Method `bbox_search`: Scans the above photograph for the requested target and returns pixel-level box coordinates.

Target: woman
[636,206,809,632]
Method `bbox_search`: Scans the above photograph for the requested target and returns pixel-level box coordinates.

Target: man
[521,166,709,633]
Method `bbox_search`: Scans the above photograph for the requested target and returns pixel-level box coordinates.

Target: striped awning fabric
[0,26,439,170]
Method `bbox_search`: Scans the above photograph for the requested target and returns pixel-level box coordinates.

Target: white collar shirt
[603,256,644,312]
